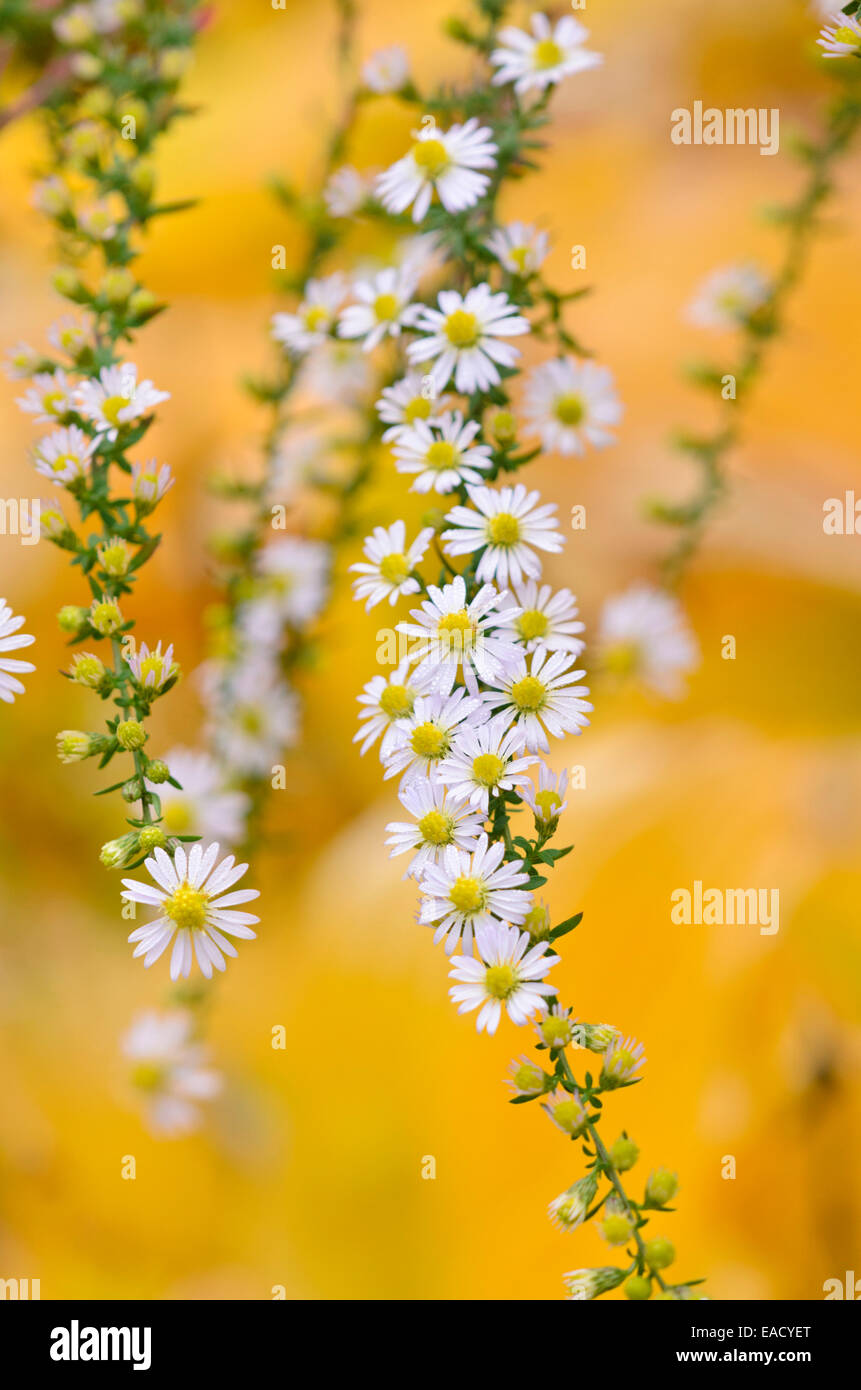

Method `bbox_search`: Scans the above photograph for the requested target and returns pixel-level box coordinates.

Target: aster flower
[442,483,564,587]
[493,578,585,656]
[534,1000,575,1050]
[122,1009,221,1137]
[448,919,557,1027]
[125,639,179,692]
[523,357,622,456]
[818,14,861,57]
[255,537,330,626]
[385,776,485,878]
[563,1267,626,1302]
[376,118,497,223]
[392,411,493,493]
[16,369,74,423]
[548,1174,599,1232]
[437,711,538,813]
[76,363,170,440]
[506,1054,548,1097]
[145,747,250,846]
[687,262,771,329]
[382,687,482,785]
[522,762,570,826]
[597,583,698,698]
[376,372,448,443]
[543,1088,589,1137]
[600,1194,636,1246]
[420,836,533,955]
[271,273,347,355]
[490,12,602,95]
[47,315,89,358]
[481,647,591,752]
[123,841,259,980]
[362,43,410,93]
[408,284,529,395]
[354,659,431,759]
[601,1034,647,1088]
[4,343,42,379]
[338,267,422,351]
[397,575,522,696]
[323,164,368,218]
[32,425,96,486]
[131,459,174,511]
[350,520,434,610]
[485,221,550,276]
[0,599,35,704]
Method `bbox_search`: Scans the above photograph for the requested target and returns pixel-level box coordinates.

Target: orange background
[0,0,859,1299]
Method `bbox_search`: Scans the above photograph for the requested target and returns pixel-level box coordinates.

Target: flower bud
[548,1173,599,1232]
[609,1136,640,1173]
[543,1090,588,1138]
[600,1196,635,1247]
[52,268,87,302]
[536,1005,573,1050]
[646,1168,679,1207]
[96,538,132,576]
[58,604,89,635]
[69,652,107,689]
[89,598,123,634]
[580,1022,619,1053]
[523,901,552,942]
[489,408,517,446]
[128,160,155,199]
[146,759,170,784]
[644,1237,676,1271]
[563,1267,626,1302]
[625,1275,652,1301]
[99,832,140,869]
[506,1056,546,1096]
[420,508,447,533]
[121,777,144,803]
[100,267,136,305]
[116,719,146,750]
[138,826,167,852]
[127,288,158,320]
[160,47,192,81]
[56,730,101,763]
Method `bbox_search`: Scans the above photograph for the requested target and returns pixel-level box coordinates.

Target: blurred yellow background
[1,0,859,1300]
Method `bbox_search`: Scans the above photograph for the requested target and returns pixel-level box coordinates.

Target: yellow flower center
[512,1062,543,1092]
[417,809,454,846]
[303,305,329,332]
[131,1062,164,1092]
[488,512,520,546]
[534,37,564,69]
[404,396,431,423]
[603,640,639,678]
[379,552,411,585]
[541,1016,571,1048]
[163,798,193,833]
[101,394,130,425]
[554,392,584,425]
[139,654,166,685]
[51,454,76,473]
[437,610,473,635]
[508,244,531,274]
[484,963,517,999]
[164,882,209,932]
[426,440,458,470]
[373,292,399,322]
[835,26,860,44]
[444,309,480,347]
[516,608,549,641]
[609,1048,635,1076]
[534,789,561,821]
[43,390,66,414]
[553,1099,586,1135]
[412,137,449,177]
[99,542,129,574]
[410,721,448,759]
[524,903,552,939]
[379,683,413,718]
[472,752,506,787]
[449,874,486,915]
[238,705,263,734]
[510,674,546,711]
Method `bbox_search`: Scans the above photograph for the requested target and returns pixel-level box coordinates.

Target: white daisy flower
[145,747,250,846]
[397,574,522,695]
[0,599,35,704]
[383,687,482,786]
[448,919,558,1029]
[687,262,771,330]
[493,578,585,656]
[442,483,564,587]
[506,1054,548,1096]
[271,273,348,355]
[385,776,485,878]
[16,369,74,423]
[338,266,422,351]
[420,835,533,955]
[123,842,259,981]
[76,363,170,441]
[481,647,591,752]
[534,999,575,1049]
[131,459,174,510]
[523,357,622,456]
[47,315,89,358]
[4,343,42,379]
[601,1034,647,1088]
[522,762,569,825]
[392,411,492,493]
[408,284,529,395]
[597,583,698,698]
[32,425,96,485]
[362,43,410,93]
[376,118,498,224]
[490,12,602,94]
[122,1009,221,1138]
[126,639,178,692]
[255,536,330,626]
[354,658,430,759]
[207,661,300,776]
[350,520,434,610]
[376,372,448,443]
[437,711,538,813]
[485,221,550,276]
[818,14,861,56]
[323,164,368,218]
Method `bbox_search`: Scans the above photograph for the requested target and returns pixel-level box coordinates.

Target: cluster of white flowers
[121,1007,221,1137]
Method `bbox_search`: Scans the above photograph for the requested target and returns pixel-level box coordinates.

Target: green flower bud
[138,826,167,852]
[146,759,170,784]
[121,777,143,803]
[89,598,123,635]
[646,1168,679,1207]
[609,1136,640,1172]
[69,652,107,689]
[644,1237,676,1271]
[128,160,155,198]
[523,901,552,943]
[625,1275,652,1301]
[58,604,89,635]
[96,538,132,576]
[489,408,517,446]
[99,832,140,869]
[100,267,136,305]
[52,268,87,302]
[56,730,100,764]
[581,1022,619,1053]
[420,508,447,533]
[116,719,146,750]
[127,288,158,320]
[563,1267,626,1301]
